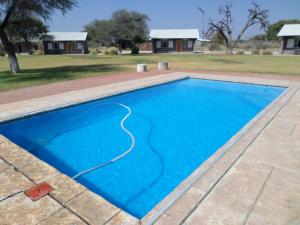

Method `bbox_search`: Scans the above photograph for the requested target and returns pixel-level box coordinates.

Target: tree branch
[0,0,19,29]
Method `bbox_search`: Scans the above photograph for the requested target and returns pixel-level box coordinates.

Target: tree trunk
[226,34,234,55]
[24,38,32,55]
[225,39,233,54]
[232,22,251,50]
[118,46,122,55]
[0,29,20,74]
[117,43,122,55]
[226,48,233,54]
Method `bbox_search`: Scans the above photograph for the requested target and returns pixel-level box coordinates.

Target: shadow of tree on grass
[209,58,244,64]
[0,64,125,83]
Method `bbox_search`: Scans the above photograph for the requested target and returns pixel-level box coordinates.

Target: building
[150,29,200,53]
[43,32,88,54]
[14,39,44,54]
[277,24,300,55]
[12,32,88,55]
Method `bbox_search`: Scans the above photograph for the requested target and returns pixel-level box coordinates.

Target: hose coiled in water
[72,103,135,179]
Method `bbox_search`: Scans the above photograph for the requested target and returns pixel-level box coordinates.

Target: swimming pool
[0,78,285,218]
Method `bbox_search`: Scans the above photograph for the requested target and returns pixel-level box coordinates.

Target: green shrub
[109,47,118,55]
[252,49,261,55]
[104,48,109,55]
[262,50,273,55]
[104,47,118,55]
[89,48,98,55]
[90,48,105,55]
[96,48,104,54]
[33,50,44,55]
[0,46,4,56]
[235,50,244,55]
[131,46,140,54]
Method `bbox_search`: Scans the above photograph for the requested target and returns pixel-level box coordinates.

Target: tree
[206,2,269,54]
[110,10,149,54]
[83,10,149,54]
[84,20,113,48]
[209,32,225,51]
[251,34,267,41]
[0,0,77,74]
[266,19,300,41]
[6,17,48,53]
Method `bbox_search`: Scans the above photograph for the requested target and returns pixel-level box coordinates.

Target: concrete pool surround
[0,72,299,225]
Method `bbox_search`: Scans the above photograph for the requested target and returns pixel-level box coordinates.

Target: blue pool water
[0,78,284,218]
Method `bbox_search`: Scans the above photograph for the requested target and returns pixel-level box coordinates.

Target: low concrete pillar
[158,62,169,70]
[137,64,147,72]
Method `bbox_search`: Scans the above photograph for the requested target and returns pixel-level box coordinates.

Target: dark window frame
[33,44,39,50]
[161,40,168,48]
[54,42,60,49]
[182,39,188,48]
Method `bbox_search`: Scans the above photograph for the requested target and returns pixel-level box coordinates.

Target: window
[182,40,193,48]
[59,43,64,50]
[286,39,295,48]
[161,40,168,48]
[182,40,188,48]
[54,42,60,49]
[298,40,300,48]
[168,40,174,48]
[47,43,53,50]
[77,42,82,49]
[33,44,39,50]
[156,40,161,48]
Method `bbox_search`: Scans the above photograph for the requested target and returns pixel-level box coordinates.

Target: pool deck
[0,72,299,225]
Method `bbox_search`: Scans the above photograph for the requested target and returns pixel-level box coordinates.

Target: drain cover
[25,182,54,201]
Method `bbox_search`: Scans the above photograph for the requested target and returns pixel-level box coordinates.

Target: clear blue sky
[50,0,300,39]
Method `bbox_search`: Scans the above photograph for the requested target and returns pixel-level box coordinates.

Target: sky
[49,0,300,39]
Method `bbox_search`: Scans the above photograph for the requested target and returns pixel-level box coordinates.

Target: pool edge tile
[66,190,121,225]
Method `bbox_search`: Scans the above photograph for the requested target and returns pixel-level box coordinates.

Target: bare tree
[206,2,269,54]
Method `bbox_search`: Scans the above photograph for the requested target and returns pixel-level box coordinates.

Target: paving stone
[290,124,300,139]
[245,168,300,225]
[154,187,205,225]
[183,162,272,225]
[48,174,86,205]
[67,191,120,225]
[106,211,139,225]
[38,208,87,225]
[244,134,300,174]
[0,158,10,171]
[0,137,19,157]
[0,135,5,144]
[1,146,37,170]
[276,105,300,123]
[20,159,59,183]
[0,167,33,201]
[0,192,62,225]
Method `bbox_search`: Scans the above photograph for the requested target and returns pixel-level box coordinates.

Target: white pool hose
[72,103,135,179]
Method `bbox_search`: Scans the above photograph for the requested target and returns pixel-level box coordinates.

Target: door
[176,40,182,52]
[67,42,74,54]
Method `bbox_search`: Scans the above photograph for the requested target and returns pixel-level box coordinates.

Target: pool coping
[0,72,299,225]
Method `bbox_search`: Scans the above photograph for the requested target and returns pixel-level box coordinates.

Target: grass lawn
[0,54,299,91]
